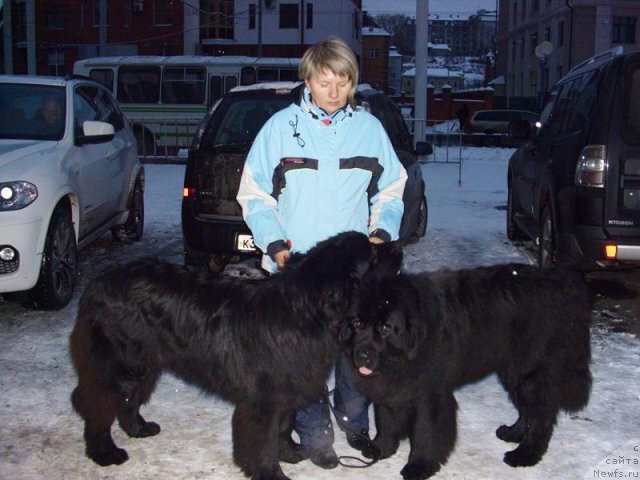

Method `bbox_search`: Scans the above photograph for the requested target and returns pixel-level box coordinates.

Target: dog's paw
[496,424,525,443]
[137,421,161,437]
[503,447,542,467]
[278,440,308,464]
[362,443,382,460]
[87,445,129,466]
[251,466,292,480]
[400,460,440,480]
[363,436,398,460]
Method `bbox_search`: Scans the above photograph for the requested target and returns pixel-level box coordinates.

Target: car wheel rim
[416,197,427,236]
[540,212,553,267]
[51,219,76,298]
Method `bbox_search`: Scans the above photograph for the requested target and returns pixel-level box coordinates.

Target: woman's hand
[274,249,291,270]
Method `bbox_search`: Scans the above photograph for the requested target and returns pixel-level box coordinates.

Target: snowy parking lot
[1,147,639,480]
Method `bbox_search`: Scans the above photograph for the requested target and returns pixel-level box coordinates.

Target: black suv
[182,82,430,270]
[507,47,640,268]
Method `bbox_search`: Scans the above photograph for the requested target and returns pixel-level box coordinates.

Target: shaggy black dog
[343,263,592,480]
[69,231,402,480]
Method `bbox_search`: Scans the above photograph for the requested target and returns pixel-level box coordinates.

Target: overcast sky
[362,0,497,16]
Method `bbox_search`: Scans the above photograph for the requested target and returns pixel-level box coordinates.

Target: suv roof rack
[569,46,624,74]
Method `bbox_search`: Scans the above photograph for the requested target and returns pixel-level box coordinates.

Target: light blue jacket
[237,87,407,271]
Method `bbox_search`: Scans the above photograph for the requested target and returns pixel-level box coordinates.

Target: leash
[323,386,381,469]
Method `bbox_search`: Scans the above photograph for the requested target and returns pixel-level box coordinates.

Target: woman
[237,37,407,469]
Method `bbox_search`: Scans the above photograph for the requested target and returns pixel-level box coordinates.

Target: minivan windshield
[0,84,66,141]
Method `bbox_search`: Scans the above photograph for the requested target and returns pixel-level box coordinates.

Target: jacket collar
[299,86,353,126]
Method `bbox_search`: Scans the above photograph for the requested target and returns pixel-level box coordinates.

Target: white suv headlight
[0,181,38,210]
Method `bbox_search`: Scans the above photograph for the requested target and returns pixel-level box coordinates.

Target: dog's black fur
[343,263,592,480]
[70,231,402,480]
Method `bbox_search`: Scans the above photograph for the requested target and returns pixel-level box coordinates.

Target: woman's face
[305,68,352,115]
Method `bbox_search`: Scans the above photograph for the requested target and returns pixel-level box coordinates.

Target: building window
[521,0,526,20]
[123,1,132,27]
[511,40,516,63]
[513,2,518,25]
[531,33,538,55]
[47,5,64,30]
[544,27,551,41]
[153,0,173,26]
[558,21,564,46]
[200,1,234,40]
[280,3,299,29]
[520,37,525,59]
[249,3,256,30]
[93,2,109,26]
[369,48,379,59]
[48,49,65,70]
[306,3,313,29]
[530,70,537,96]
[533,0,539,11]
[612,17,636,44]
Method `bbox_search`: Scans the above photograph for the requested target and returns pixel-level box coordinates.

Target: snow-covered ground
[1,147,639,480]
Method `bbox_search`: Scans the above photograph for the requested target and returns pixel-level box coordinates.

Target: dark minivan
[182,82,431,270]
[507,47,640,268]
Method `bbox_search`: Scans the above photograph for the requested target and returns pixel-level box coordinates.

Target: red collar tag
[321,119,332,126]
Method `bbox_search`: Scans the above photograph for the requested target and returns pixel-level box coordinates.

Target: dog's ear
[404,321,427,361]
[338,321,353,344]
[402,281,426,361]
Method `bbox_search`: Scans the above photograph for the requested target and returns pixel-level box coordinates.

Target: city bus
[73,55,300,155]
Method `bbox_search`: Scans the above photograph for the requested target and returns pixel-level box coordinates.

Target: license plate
[236,234,256,252]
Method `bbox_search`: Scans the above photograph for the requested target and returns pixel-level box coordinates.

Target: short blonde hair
[299,37,359,107]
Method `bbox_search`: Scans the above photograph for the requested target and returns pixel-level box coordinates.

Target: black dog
[343,263,592,480]
[69,231,402,480]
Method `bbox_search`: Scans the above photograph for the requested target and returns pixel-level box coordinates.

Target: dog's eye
[377,323,392,336]
[351,318,363,330]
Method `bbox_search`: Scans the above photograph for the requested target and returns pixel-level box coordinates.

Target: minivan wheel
[506,185,526,241]
[538,204,555,269]
[112,181,144,241]
[31,208,78,310]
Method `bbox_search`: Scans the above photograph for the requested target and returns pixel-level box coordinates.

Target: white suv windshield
[0,84,66,141]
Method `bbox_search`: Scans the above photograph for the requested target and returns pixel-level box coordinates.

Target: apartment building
[496,0,640,99]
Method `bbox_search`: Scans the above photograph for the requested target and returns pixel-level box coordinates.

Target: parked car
[465,109,538,134]
[462,109,538,147]
[182,82,431,271]
[507,47,640,268]
[0,75,144,309]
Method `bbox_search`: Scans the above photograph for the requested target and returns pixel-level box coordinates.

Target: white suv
[0,75,144,309]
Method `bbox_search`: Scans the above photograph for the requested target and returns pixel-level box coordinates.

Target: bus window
[117,66,160,104]
[208,75,238,107]
[240,66,257,85]
[88,69,114,91]
[225,75,238,94]
[162,67,206,104]
[256,68,279,82]
[279,69,299,82]
[209,76,222,106]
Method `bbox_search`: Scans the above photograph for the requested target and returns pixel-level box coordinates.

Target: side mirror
[508,119,533,140]
[414,141,433,156]
[76,120,115,145]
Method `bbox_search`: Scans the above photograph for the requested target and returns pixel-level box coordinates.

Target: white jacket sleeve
[236,119,286,253]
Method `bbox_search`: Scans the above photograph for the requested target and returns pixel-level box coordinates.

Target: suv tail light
[575,145,606,188]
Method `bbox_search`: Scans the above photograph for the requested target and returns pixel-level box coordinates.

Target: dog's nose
[355,348,371,366]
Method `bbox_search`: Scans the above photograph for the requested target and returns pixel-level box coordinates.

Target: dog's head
[287,231,403,320]
[342,274,427,377]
